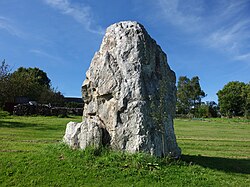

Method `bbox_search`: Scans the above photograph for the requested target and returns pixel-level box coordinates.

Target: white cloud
[234,53,250,61]
[44,0,104,35]
[206,19,250,49]
[30,49,61,61]
[0,16,23,37]
[157,0,250,62]
[157,0,203,32]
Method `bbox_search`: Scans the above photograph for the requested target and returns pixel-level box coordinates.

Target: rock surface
[64,21,181,157]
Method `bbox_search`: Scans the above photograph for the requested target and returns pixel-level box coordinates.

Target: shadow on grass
[0,120,39,128]
[0,120,59,130]
[182,154,250,174]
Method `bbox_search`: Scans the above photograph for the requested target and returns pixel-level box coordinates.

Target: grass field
[0,116,249,186]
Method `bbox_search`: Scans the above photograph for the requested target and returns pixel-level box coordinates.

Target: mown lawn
[0,116,249,186]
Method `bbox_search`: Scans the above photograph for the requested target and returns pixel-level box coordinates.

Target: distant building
[64,97,83,104]
[64,97,84,108]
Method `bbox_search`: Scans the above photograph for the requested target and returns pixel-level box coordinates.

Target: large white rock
[64,21,181,157]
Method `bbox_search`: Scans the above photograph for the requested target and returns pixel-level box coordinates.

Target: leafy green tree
[217,81,247,117]
[176,76,205,115]
[1,63,64,108]
[189,76,206,110]
[8,67,48,102]
[176,76,190,114]
[12,67,51,88]
[6,67,64,105]
[242,82,250,118]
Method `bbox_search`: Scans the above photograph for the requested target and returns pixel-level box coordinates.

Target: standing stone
[64,21,181,157]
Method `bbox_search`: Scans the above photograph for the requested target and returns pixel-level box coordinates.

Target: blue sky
[1,0,250,102]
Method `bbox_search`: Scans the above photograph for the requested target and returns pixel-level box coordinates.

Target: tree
[6,66,63,105]
[176,76,190,114]
[0,59,10,78]
[217,81,247,117]
[38,88,65,106]
[1,62,64,110]
[196,101,219,118]
[196,103,208,118]
[206,101,219,117]
[12,67,51,88]
[176,76,205,115]
[0,60,11,107]
[242,82,250,118]
[8,67,50,102]
[189,76,206,110]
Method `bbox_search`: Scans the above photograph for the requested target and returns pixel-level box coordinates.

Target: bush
[196,105,209,118]
[0,109,10,118]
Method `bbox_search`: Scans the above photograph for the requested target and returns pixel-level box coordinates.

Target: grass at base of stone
[0,116,249,186]
[1,144,249,187]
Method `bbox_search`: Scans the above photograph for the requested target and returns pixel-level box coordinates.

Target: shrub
[0,109,10,118]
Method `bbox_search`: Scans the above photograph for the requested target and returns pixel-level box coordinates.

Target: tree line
[176,76,250,118]
[0,60,64,108]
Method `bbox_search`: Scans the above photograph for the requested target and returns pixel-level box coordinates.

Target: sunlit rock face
[63,21,181,157]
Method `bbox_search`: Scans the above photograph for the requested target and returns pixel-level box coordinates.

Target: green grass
[0,116,249,186]
[175,118,250,158]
